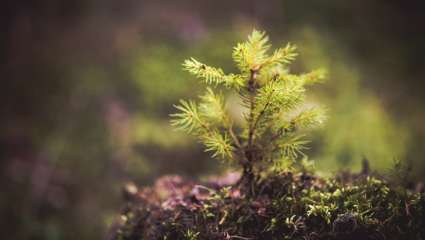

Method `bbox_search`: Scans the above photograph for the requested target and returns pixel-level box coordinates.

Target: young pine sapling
[171,30,326,186]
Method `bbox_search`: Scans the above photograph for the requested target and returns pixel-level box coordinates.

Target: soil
[107,171,424,240]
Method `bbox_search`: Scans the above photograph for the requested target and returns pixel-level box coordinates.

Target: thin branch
[229,235,253,240]
[249,73,278,146]
[251,88,275,139]
[228,123,242,148]
[270,127,285,142]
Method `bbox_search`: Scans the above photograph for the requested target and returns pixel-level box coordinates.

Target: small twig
[228,123,242,148]
[228,234,253,240]
[251,88,275,139]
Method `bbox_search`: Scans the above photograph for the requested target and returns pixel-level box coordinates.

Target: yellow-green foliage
[293,29,408,172]
[171,30,326,175]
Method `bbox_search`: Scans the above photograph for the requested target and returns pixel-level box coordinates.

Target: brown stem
[239,68,259,189]
[247,69,258,149]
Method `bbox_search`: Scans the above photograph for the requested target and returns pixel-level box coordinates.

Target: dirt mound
[108,172,424,240]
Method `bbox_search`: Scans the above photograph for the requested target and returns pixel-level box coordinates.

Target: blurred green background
[1,0,424,239]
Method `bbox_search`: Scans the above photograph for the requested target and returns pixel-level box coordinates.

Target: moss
[108,172,424,240]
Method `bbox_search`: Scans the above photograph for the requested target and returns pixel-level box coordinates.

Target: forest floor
[108,169,424,240]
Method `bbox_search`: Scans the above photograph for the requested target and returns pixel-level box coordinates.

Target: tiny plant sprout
[171,30,326,185]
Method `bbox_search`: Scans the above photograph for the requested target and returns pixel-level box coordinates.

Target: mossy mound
[109,172,424,240]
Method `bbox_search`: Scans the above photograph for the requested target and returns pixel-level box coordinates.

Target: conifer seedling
[171,30,326,185]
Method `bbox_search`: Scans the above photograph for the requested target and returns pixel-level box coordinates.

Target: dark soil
[107,171,424,240]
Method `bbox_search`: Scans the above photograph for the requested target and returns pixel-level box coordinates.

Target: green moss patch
[109,172,424,240]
